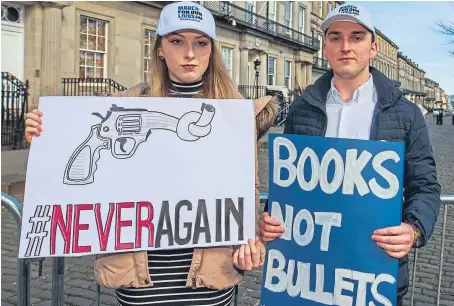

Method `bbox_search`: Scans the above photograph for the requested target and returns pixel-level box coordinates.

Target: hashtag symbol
[25,205,51,257]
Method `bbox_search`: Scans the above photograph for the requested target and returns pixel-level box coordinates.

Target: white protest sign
[19,96,256,258]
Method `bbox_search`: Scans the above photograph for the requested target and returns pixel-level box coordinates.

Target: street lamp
[254,59,261,99]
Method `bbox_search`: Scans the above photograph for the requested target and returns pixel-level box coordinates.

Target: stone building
[441,91,448,110]
[398,52,426,105]
[2,0,449,111]
[370,29,399,85]
[2,1,325,109]
[424,78,437,110]
[310,1,343,83]
[434,83,443,109]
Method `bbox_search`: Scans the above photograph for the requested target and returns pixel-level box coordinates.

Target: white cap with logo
[321,3,375,36]
[157,1,217,40]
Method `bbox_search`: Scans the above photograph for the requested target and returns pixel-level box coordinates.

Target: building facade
[398,52,426,105]
[441,91,448,110]
[2,1,325,109]
[310,1,343,83]
[424,78,437,110]
[370,29,399,85]
[1,1,449,111]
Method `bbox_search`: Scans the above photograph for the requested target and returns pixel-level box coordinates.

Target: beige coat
[93,83,278,290]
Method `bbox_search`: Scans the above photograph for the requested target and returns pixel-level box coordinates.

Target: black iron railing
[61,78,127,96]
[238,85,267,99]
[1,72,29,149]
[313,57,329,70]
[202,2,319,51]
[402,88,426,96]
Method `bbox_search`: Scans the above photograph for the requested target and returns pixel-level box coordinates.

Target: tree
[436,21,454,56]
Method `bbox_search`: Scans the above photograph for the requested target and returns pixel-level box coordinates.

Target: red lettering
[50,205,72,255]
[72,204,93,253]
[135,201,154,248]
[115,202,134,250]
[95,203,115,251]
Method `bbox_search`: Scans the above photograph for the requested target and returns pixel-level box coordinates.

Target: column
[41,3,64,96]
[305,63,312,87]
[259,52,267,86]
[295,62,305,91]
[239,48,249,85]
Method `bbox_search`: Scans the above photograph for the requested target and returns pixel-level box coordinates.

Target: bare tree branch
[435,16,454,56]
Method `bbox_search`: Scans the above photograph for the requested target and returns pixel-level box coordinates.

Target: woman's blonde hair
[146,35,239,99]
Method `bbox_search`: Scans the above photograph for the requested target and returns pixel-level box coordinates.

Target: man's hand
[258,212,285,242]
[233,237,262,271]
[371,223,415,259]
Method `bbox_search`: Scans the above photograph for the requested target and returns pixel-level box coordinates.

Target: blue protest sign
[259,134,405,306]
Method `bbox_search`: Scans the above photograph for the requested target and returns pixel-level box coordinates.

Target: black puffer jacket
[281,67,441,298]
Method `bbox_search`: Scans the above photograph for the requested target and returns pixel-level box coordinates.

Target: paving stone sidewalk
[1,118,453,305]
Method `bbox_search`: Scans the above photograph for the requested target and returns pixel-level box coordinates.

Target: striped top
[116,79,235,306]
[116,248,235,305]
[169,80,203,97]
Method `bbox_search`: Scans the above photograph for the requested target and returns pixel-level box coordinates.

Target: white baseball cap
[157,2,217,40]
[321,3,375,36]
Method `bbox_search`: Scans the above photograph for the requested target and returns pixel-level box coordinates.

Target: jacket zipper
[192,249,204,289]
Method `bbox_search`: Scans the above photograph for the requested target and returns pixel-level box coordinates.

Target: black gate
[1,72,29,149]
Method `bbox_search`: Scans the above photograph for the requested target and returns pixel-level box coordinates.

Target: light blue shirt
[325,74,378,140]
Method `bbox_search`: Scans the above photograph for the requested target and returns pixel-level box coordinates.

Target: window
[268,1,276,21]
[267,56,276,85]
[285,1,292,34]
[1,3,23,24]
[221,46,233,78]
[284,60,292,90]
[298,6,305,33]
[246,1,255,24]
[221,1,231,15]
[318,34,323,58]
[144,29,156,81]
[79,16,107,78]
[318,1,323,16]
[267,1,277,32]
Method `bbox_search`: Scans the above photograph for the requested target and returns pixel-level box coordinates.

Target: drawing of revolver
[63,103,215,185]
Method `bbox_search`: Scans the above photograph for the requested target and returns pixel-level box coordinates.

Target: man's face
[323,21,378,79]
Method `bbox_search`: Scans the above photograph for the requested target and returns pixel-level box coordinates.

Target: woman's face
[158,30,212,83]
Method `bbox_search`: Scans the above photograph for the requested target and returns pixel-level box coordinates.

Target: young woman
[24,2,278,305]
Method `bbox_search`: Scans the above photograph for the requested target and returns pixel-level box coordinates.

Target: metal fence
[1,72,29,149]
[61,78,127,96]
[313,57,330,70]
[238,85,268,100]
[201,1,319,51]
[2,192,453,305]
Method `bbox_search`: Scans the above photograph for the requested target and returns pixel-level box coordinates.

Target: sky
[350,1,454,95]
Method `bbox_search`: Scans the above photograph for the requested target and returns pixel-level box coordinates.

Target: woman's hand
[233,237,263,271]
[24,109,43,144]
[258,212,285,242]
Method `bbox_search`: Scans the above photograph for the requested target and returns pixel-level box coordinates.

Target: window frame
[284,60,292,90]
[246,1,256,24]
[268,1,276,21]
[298,5,305,33]
[143,29,156,81]
[267,55,277,86]
[221,45,234,78]
[285,1,292,34]
[78,15,108,79]
[317,33,323,59]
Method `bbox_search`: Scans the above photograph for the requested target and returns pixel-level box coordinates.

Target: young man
[259,4,441,305]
